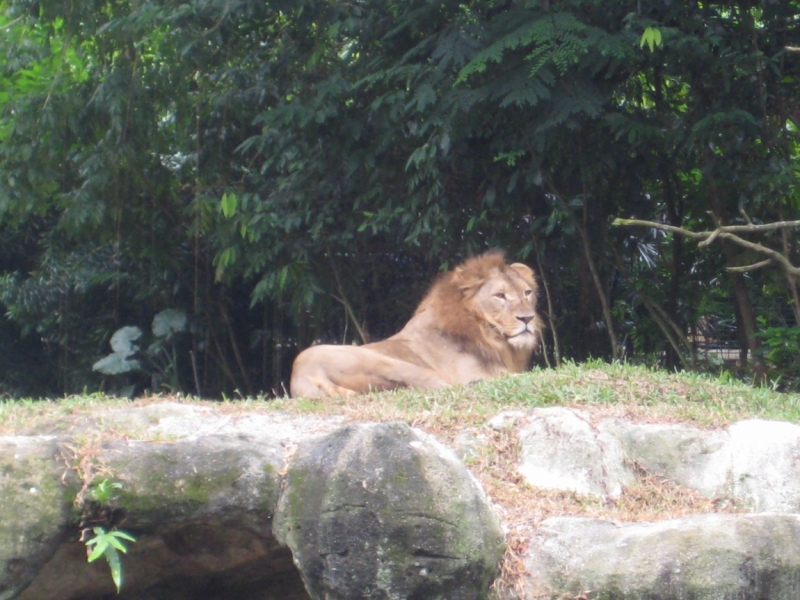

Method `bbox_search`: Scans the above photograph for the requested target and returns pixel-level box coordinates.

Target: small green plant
[85,526,137,593]
[88,478,123,503]
[82,478,137,594]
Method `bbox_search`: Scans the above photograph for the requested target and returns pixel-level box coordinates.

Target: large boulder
[600,416,800,511]
[14,432,299,600]
[0,437,74,600]
[274,422,505,600]
[599,417,730,497]
[514,514,800,600]
[724,419,800,512]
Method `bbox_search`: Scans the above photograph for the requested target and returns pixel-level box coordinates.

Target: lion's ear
[508,263,534,281]
[452,267,476,293]
[451,266,472,294]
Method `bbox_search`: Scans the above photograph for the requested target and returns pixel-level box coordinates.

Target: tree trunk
[707,183,766,381]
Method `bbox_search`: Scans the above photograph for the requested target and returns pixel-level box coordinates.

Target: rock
[0,437,74,600]
[1,405,348,600]
[515,514,800,600]
[600,418,730,497]
[16,523,308,600]
[597,416,800,511]
[0,407,504,600]
[99,435,284,530]
[14,433,299,600]
[273,422,504,600]
[8,401,800,600]
[450,429,489,464]
[725,419,800,512]
[487,411,525,431]
[517,409,800,511]
[516,408,635,497]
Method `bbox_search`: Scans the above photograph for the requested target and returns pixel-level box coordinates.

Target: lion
[289,251,542,398]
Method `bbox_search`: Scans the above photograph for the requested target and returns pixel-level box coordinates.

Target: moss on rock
[274,422,504,600]
[97,437,284,529]
[0,437,72,599]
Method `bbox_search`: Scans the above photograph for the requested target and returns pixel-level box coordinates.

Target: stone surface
[99,435,284,530]
[6,402,800,600]
[599,417,731,496]
[725,419,800,512]
[0,437,74,600]
[514,514,800,600]
[516,407,635,497]
[17,523,309,600]
[16,525,308,600]
[0,406,504,600]
[273,421,505,600]
[13,430,300,600]
[518,408,800,511]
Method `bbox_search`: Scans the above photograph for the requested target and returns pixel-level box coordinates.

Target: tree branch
[726,259,773,273]
[613,217,800,276]
[613,217,800,236]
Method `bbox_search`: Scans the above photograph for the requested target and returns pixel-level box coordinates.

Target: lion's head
[416,251,542,368]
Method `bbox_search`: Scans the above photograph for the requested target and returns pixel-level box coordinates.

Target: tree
[0,0,799,396]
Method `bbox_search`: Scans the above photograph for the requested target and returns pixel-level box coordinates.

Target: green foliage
[458,11,628,84]
[85,526,136,594]
[220,193,238,219]
[757,321,800,386]
[83,478,135,594]
[639,27,662,53]
[88,478,123,504]
[0,0,799,395]
[94,309,188,394]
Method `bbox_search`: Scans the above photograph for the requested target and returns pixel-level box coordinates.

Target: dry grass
[477,426,743,598]
[460,420,740,526]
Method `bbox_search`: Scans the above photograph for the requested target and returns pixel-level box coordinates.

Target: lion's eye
[494,293,507,301]
[524,289,533,297]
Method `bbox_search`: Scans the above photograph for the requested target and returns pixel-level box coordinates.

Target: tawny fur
[290,251,542,398]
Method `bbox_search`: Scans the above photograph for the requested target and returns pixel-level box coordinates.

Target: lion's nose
[516,315,534,325]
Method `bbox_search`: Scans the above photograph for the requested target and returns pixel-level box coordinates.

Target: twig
[190,350,202,398]
[328,253,370,344]
[218,298,253,396]
[0,15,25,29]
[532,235,560,367]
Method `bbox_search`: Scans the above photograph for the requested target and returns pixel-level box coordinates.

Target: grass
[265,358,800,431]
[3,360,799,435]
[1,360,797,521]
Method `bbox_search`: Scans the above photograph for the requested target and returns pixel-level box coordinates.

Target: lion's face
[470,263,540,350]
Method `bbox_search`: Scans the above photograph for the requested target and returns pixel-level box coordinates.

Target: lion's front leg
[289,345,449,398]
